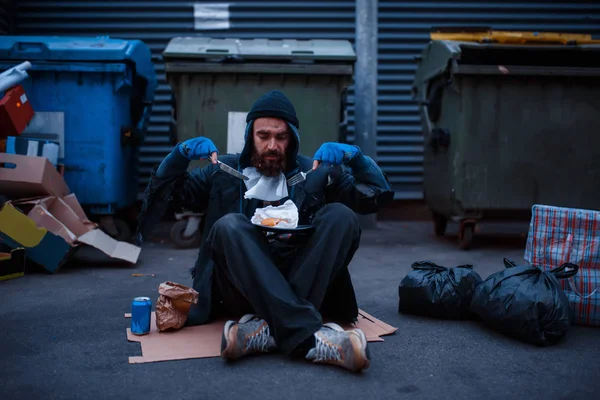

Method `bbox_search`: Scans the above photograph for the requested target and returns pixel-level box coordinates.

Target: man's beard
[251,149,287,177]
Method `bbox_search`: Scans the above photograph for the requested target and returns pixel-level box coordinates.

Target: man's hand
[178,137,218,163]
[312,142,360,170]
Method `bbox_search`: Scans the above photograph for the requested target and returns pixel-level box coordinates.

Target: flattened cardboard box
[124,310,397,364]
[0,194,140,273]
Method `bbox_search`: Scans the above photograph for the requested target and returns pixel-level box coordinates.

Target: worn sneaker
[305,322,371,372]
[220,314,277,360]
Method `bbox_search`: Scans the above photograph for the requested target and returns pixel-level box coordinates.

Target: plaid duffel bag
[524,204,600,326]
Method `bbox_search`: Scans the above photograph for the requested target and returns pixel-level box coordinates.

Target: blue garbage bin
[0,36,157,237]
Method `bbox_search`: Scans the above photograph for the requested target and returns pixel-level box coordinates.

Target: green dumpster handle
[419,100,434,139]
[417,76,453,141]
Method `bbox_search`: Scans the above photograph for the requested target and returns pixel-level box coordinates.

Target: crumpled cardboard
[0,194,141,273]
[0,202,72,273]
[0,153,70,199]
[155,281,199,332]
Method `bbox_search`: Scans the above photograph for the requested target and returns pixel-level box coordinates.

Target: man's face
[251,117,291,177]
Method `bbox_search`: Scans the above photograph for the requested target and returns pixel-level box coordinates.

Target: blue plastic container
[0,36,157,215]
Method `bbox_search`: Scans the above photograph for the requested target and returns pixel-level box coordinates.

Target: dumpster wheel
[170,220,202,249]
[458,221,476,250]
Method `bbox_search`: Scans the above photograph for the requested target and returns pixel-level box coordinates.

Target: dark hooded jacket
[135,119,395,326]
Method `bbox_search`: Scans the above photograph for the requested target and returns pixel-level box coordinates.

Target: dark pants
[206,203,361,355]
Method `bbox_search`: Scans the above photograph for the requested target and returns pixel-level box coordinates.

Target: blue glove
[313,142,360,167]
[178,137,218,162]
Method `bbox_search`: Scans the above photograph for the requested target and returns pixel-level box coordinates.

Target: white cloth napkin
[250,200,299,229]
[242,167,288,201]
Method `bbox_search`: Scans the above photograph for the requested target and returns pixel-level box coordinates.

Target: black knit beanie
[246,90,299,129]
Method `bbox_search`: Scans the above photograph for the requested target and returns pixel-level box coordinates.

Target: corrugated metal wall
[0,0,14,35]
[14,1,600,200]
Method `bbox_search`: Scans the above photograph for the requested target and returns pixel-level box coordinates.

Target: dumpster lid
[163,37,356,62]
[0,36,157,101]
[413,39,600,86]
[430,28,600,45]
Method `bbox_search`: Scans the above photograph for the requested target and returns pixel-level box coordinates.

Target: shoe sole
[349,329,370,372]
[220,320,238,360]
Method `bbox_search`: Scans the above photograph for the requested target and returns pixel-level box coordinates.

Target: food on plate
[261,217,289,227]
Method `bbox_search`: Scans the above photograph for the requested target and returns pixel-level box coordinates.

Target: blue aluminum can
[131,296,152,335]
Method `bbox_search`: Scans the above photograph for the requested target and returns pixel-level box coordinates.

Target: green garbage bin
[412,37,600,249]
[163,37,356,159]
[162,37,356,248]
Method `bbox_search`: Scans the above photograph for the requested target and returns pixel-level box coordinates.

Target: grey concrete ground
[1,220,599,400]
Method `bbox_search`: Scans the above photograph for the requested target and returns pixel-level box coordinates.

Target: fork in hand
[286,168,315,186]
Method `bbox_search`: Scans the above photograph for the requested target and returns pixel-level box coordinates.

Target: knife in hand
[217,160,249,181]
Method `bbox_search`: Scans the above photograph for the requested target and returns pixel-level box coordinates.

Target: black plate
[253,223,316,234]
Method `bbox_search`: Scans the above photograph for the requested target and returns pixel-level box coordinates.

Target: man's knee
[210,213,249,236]
[315,203,360,232]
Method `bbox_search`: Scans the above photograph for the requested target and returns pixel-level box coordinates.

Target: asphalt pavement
[1,220,599,400]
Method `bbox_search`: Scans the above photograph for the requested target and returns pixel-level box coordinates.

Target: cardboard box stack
[0,153,140,277]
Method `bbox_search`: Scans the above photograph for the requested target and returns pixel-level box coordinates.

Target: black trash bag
[470,258,578,346]
[398,261,483,319]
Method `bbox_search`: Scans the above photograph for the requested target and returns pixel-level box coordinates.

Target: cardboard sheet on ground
[124,310,397,364]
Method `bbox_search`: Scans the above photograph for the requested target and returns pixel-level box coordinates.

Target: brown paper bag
[155,281,199,332]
